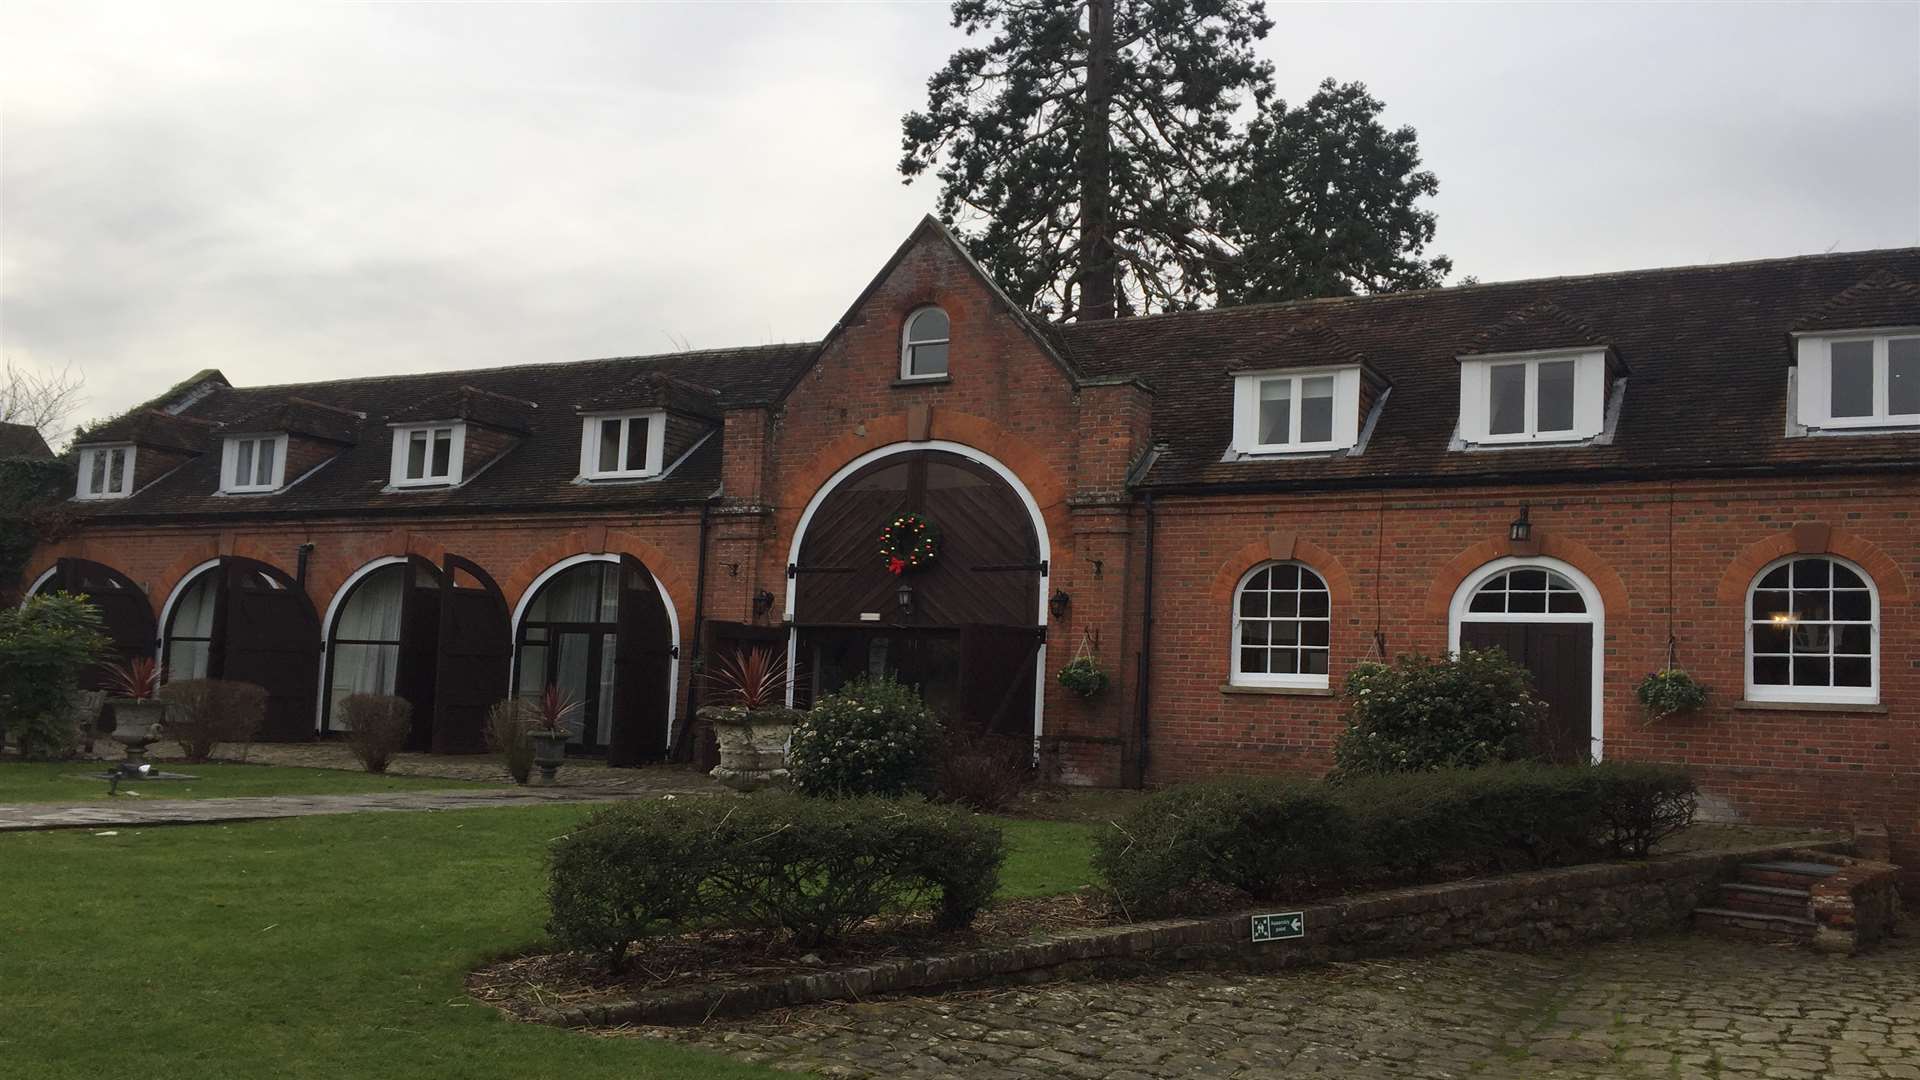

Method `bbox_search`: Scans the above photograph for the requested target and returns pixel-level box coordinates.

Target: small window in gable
[579,412,665,480]
[1457,350,1607,445]
[76,445,135,500]
[220,434,287,493]
[1231,367,1362,454]
[389,423,463,488]
[901,307,950,380]
[1794,331,1920,429]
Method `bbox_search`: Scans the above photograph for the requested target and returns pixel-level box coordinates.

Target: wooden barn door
[430,555,510,754]
[219,559,321,742]
[608,556,675,767]
[1460,621,1594,764]
[53,559,156,690]
[959,624,1043,737]
[389,557,442,752]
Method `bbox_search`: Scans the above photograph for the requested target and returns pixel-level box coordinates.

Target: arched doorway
[27,559,156,690]
[319,556,442,749]
[160,557,321,741]
[786,443,1050,739]
[511,554,678,766]
[1448,556,1605,763]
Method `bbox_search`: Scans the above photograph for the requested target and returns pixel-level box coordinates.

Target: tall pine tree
[899,0,1453,321]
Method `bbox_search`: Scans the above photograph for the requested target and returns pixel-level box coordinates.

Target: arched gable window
[901,307,950,380]
[1231,561,1331,688]
[1747,555,1878,705]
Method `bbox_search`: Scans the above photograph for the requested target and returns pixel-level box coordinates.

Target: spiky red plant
[702,646,789,711]
[103,657,161,701]
[528,685,582,733]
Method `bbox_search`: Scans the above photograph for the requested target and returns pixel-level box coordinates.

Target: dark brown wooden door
[431,555,510,754]
[1459,621,1593,764]
[391,557,442,752]
[959,624,1043,737]
[609,556,675,767]
[53,559,156,690]
[219,559,321,742]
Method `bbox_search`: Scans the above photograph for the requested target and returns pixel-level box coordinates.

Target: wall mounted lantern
[1509,505,1532,544]
[896,582,914,615]
[1049,590,1072,619]
[752,589,775,618]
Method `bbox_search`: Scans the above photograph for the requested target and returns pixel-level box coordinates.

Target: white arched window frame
[1447,555,1606,761]
[900,306,950,380]
[1229,561,1332,689]
[1745,555,1879,706]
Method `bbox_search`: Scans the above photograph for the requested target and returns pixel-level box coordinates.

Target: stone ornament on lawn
[698,645,796,791]
[103,657,168,768]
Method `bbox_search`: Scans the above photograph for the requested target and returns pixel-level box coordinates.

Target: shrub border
[524,838,1846,1029]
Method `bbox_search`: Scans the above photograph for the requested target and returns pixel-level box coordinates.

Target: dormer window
[901,307,950,380]
[76,445,135,500]
[1231,367,1363,454]
[579,411,665,480]
[219,434,287,493]
[390,423,463,488]
[1457,349,1608,445]
[1794,330,1920,429]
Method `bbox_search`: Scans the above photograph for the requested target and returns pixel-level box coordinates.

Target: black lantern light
[752,589,775,617]
[896,581,914,615]
[1050,590,1071,618]
[1509,505,1532,543]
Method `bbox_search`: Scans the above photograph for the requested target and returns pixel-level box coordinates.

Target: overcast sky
[3,1,1916,441]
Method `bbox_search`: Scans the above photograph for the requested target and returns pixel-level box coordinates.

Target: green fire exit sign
[1250,911,1305,942]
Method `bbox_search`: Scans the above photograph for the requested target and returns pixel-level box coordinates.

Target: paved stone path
[0,786,647,831]
[89,738,712,791]
[644,934,1920,1079]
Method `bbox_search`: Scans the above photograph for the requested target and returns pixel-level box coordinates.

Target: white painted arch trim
[781,439,1052,744]
[1447,555,1606,762]
[507,552,683,746]
[313,556,413,733]
[22,564,59,604]
[158,558,224,665]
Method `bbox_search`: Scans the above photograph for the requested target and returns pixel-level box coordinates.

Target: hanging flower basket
[1637,668,1709,722]
[878,512,940,575]
[1057,657,1108,699]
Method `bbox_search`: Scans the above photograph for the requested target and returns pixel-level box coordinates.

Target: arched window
[1747,556,1878,705]
[901,307,950,380]
[164,570,220,681]
[1466,567,1588,615]
[1231,562,1331,688]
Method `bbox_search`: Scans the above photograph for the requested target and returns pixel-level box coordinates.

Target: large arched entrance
[319,556,442,749]
[27,559,156,690]
[511,554,677,766]
[160,557,321,741]
[1448,556,1605,763]
[786,444,1049,738]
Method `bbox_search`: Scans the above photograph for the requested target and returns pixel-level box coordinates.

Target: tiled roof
[0,422,52,459]
[1055,248,1920,491]
[389,385,538,434]
[576,372,723,419]
[1464,299,1610,357]
[217,397,362,444]
[76,410,216,453]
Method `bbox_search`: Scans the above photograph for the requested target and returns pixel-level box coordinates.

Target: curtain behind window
[328,565,407,730]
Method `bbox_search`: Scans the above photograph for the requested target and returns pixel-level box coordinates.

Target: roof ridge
[226,340,821,395]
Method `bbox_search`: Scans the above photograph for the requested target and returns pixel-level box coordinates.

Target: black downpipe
[295,542,315,588]
[1132,493,1155,787]
[673,499,716,762]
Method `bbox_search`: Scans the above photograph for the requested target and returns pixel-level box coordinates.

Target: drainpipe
[1132,493,1155,787]
[295,542,315,588]
[673,498,716,762]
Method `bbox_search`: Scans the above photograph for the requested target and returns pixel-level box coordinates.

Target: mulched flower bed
[470,891,1121,1022]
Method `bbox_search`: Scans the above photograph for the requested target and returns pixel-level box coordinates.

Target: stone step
[1737,860,1841,890]
[1692,906,1817,942]
[1716,882,1813,918]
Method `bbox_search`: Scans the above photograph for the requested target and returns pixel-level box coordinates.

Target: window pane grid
[1235,563,1331,681]
[1750,558,1873,690]
[1466,569,1586,615]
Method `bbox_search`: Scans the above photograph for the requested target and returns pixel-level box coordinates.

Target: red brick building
[25,219,1920,868]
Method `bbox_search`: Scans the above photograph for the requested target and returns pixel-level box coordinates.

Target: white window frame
[1457,348,1607,445]
[1793,329,1920,430]
[900,306,951,381]
[75,444,136,500]
[1744,554,1879,706]
[388,423,465,488]
[1228,560,1333,689]
[219,433,289,493]
[577,410,666,480]
[1230,366,1362,454]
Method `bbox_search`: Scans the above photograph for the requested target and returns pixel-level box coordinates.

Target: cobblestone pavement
[0,786,639,830]
[644,934,1920,1079]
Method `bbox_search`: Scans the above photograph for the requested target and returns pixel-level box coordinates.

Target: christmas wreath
[878,512,940,575]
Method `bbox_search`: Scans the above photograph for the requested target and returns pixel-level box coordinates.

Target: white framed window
[1230,366,1363,454]
[219,434,287,493]
[901,307,950,380]
[578,411,666,480]
[1794,330,1920,429]
[75,445,136,500]
[388,423,464,488]
[1457,349,1607,444]
[1746,555,1878,706]
[1230,561,1331,688]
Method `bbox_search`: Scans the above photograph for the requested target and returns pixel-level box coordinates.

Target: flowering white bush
[788,675,942,797]
[1330,649,1544,776]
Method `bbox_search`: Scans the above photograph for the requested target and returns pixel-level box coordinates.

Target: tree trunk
[1077,0,1117,322]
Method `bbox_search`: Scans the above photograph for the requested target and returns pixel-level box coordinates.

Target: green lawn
[0,803,1098,1080]
[0,761,501,803]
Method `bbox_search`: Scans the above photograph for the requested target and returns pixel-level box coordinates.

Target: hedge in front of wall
[1094,762,1698,916]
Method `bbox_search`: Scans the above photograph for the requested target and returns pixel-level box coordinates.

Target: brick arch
[1422,533,1631,621]
[498,530,693,629]
[1715,526,1909,606]
[1207,536,1356,613]
[305,531,453,615]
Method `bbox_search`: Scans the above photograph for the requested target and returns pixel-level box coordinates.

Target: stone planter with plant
[1636,668,1710,723]
[697,646,799,792]
[104,657,168,767]
[527,686,579,786]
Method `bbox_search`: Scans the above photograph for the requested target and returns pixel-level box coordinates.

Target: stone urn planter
[700,706,798,792]
[107,699,169,766]
[529,729,570,786]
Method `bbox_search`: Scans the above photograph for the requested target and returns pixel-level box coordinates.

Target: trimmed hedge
[548,794,1005,969]
[1095,762,1697,915]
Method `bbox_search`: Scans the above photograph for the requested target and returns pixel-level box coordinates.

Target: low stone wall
[1798,850,1904,954]
[533,839,1850,1029]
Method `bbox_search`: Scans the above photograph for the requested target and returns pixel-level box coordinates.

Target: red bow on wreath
[888,556,906,575]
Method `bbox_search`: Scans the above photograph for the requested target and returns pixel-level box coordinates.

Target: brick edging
[529,839,1847,1029]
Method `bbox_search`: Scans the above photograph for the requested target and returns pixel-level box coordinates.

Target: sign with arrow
[1250,911,1305,942]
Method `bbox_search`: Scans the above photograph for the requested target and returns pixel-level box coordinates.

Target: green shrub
[339,694,412,773]
[157,679,266,762]
[0,592,109,759]
[1330,649,1545,776]
[933,733,1034,813]
[547,794,1005,967]
[1093,778,1362,915]
[485,699,534,784]
[788,675,942,797]
[1584,761,1697,857]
